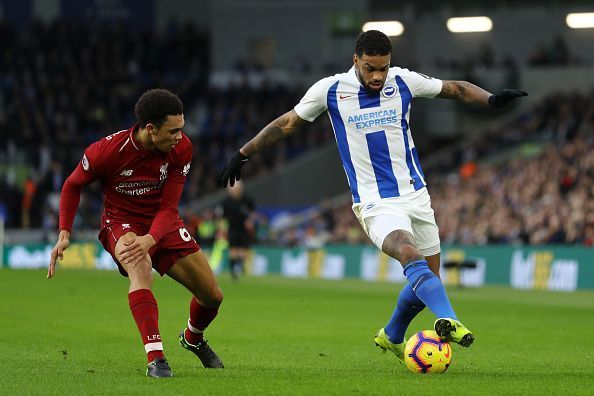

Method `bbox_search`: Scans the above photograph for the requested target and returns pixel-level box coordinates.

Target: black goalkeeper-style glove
[488,89,528,109]
[217,150,249,187]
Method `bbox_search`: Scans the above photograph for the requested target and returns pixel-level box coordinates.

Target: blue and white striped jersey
[294,67,442,203]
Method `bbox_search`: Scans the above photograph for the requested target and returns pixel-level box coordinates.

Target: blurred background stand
[443,259,478,289]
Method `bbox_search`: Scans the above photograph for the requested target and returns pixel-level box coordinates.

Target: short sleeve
[294,77,334,122]
[398,69,443,98]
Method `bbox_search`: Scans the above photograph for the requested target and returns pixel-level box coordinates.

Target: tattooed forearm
[241,123,286,156]
[240,110,307,156]
[437,80,492,107]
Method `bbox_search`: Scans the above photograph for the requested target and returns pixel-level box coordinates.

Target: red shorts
[98,219,201,277]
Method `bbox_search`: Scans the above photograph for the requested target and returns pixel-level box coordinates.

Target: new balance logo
[120,169,133,176]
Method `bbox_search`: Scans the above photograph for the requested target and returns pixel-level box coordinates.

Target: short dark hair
[355,30,392,57]
[134,89,183,128]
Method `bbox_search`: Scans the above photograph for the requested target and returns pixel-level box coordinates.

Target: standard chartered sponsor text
[115,180,163,196]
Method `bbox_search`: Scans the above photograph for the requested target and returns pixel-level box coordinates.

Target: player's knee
[116,232,137,250]
[201,286,223,308]
[397,243,423,265]
[211,286,224,307]
[126,256,153,281]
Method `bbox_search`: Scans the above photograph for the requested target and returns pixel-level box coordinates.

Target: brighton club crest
[381,84,398,98]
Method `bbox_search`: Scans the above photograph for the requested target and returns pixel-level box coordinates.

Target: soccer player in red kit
[47,89,224,378]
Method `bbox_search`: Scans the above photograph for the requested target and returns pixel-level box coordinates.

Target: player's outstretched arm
[437,80,527,108]
[48,230,71,278]
[218,109,308,187]
[48,155,96,278]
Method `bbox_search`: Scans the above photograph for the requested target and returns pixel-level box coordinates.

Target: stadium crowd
[0,19,209,229]
[1,20,592,247]
[0,20,328,231]
[435,36,581,75]
[432,136,594,246]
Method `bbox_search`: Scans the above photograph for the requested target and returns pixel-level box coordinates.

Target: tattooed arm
[240,110,308,156]
[218,110,309,187]
[436,80,492,107]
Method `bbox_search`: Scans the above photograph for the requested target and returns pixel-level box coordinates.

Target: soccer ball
[404,330,452,374]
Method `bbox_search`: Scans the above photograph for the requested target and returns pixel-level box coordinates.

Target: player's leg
[167,250,223,336]
[228,247,242,280]
[361,213,425,360]
[114,232,171,377]
[425,253,441,278]
[367,212,471,347]
[235,247,249,276]
[381,229,458,320]
[167,250,224,368]
[116,232,154,292]
[425,252,473,346]
[374,281,424,362]
[411,190,474,347]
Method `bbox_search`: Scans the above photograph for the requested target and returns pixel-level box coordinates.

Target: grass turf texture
[1,269,593,395]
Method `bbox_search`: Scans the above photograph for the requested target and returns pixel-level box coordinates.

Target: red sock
[128,289,164,363]
[184,297,219,345]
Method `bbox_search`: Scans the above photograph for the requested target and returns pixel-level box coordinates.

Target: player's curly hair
[134,89,183,128]
[355,30,392,57]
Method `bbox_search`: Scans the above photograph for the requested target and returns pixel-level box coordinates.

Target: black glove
[217,150,249,187]
[488,89,528,108]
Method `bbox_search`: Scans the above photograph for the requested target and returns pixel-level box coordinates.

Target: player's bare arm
[437,80,491,106]
[218,110,308,187]
[47,230,71,278]
[438,80,527,108]
[240,109,307,156]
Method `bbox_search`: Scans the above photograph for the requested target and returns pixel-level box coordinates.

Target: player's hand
[217,150,249,187]
[48,230,71,279]
[488,89,528,108]
[119,234,156,269]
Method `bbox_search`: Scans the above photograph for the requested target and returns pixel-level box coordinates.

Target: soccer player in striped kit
[48,89,224,377]
[218,30,527,363]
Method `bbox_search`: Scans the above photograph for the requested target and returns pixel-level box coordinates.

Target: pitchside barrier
[2,243,592,291]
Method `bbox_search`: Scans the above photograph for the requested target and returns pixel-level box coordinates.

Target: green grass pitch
[1,269,593,395]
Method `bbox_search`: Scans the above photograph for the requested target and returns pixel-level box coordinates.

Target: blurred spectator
[254,213,271,244]
[528,36,578,67]
[197,209,217,247]
[219,181,256,280]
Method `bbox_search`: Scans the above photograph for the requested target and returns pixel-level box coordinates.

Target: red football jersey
[59,124,193,242]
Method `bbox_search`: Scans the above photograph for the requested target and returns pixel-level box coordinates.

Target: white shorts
[352,188,440,257]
